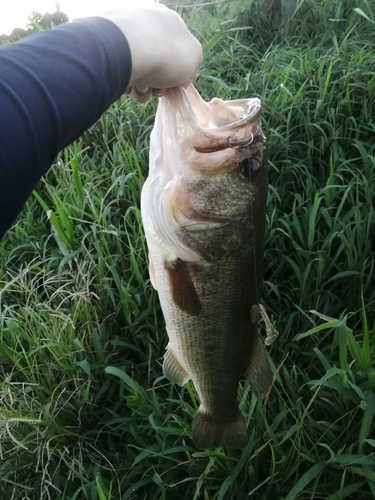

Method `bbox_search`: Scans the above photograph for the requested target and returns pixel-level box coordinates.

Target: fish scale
[141,84,277,448]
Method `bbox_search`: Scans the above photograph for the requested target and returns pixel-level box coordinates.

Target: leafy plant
[0,0,374,498]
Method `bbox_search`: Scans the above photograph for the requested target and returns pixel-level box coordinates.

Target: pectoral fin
[163,348,190,386]
[244,331,273,399]
[165,258,201,316]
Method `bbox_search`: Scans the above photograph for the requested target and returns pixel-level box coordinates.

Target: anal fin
[244,331,273,399]
[163,348,190,386]
[164,258,201,316]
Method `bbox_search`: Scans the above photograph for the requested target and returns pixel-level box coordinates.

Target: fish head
[142,85,268,262]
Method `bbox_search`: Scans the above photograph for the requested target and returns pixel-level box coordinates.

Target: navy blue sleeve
[0,18,132,240]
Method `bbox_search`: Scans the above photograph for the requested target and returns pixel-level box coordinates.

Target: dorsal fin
[244,331,273,399]
[251,304,279,345]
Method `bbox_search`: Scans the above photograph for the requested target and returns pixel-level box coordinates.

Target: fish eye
[239,158,260,179]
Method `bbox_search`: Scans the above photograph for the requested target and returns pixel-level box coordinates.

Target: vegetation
[0,9,68,44]
[0,0,374,498]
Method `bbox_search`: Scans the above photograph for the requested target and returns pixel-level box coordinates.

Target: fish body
[141,85,274,448]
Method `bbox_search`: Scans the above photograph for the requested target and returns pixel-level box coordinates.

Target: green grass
[1,1,375,498]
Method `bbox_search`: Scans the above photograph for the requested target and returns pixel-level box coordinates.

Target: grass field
[0,0,375,498]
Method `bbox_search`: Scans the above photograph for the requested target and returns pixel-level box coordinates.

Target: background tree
[1,4,68,44]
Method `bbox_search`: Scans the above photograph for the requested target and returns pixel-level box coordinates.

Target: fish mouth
[164,85,263,154]
[185,85,261,128]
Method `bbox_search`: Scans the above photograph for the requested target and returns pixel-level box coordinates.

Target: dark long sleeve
[0,18,132,239]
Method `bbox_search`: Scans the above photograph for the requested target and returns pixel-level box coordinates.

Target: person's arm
[0,18,130,239]
[0,5,202,240]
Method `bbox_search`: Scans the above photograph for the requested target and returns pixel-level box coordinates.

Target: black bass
[141,85,277,448]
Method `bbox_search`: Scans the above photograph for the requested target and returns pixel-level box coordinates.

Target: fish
[141,85,278,449]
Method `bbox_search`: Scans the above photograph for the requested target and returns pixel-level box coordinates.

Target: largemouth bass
[141,85,277,448]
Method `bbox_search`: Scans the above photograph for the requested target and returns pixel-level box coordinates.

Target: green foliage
[27,11,53,31]
[1,1,375,498]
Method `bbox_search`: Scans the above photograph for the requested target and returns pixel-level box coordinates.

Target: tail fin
[192,410,248,449]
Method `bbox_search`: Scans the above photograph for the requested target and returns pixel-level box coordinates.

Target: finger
[128,86,153,103]
[152,88,167,97]
[136,85,150,94]
[181,76,196,89]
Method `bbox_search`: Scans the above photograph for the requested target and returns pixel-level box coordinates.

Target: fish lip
[183,86,262,126]
[166,86,262,130]
[208,103,262,130]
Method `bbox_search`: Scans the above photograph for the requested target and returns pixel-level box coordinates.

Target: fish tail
[192,410,248,449]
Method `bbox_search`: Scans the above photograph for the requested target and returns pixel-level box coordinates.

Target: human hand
[101,4,202,103]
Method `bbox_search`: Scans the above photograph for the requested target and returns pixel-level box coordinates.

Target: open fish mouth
[164,85,263,156]
[169,85,262,129]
